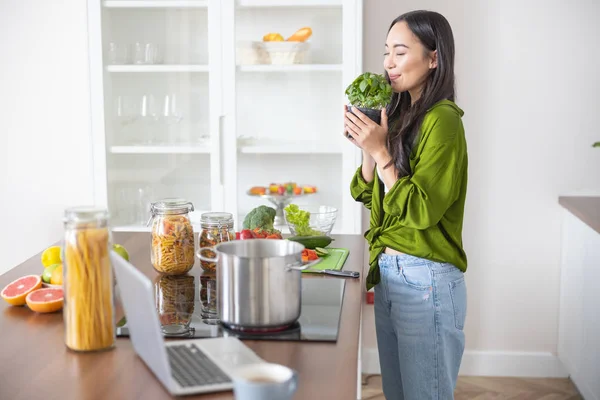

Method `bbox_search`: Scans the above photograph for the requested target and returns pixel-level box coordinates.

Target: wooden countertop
[0,233,365,400]
[559,196,600,235]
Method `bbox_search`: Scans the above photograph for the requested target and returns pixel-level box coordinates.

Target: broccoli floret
[243,206,278,232]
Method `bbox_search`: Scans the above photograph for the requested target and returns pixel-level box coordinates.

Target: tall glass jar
[198,212,235,272]
[149,198,195,275]
[63,206,115,352]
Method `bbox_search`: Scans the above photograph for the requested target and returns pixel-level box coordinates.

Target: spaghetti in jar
[63,206,115,352]
[149,199,195,275]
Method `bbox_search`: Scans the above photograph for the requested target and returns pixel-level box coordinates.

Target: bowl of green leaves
[345,72,393,125]
[284,204,337,236]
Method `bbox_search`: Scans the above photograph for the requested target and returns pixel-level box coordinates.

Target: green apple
[113,243,129,261]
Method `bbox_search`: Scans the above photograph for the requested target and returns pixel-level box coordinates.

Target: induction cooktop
[116,273,346,343]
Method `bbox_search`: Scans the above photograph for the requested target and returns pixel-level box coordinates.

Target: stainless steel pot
[197,239,320,330]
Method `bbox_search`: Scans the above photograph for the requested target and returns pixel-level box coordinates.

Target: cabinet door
[90,0,222,231]
[558,210,600,399]
[223,0,363,234]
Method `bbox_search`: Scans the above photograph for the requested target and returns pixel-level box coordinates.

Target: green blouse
[350,99,468,290]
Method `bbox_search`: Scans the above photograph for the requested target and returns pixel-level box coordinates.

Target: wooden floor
[362,374,583,400]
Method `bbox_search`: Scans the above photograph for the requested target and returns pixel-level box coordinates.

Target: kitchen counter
[0,233,365,400]
[558,195,600,235]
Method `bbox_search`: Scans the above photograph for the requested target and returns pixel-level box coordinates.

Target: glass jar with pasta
[149,199,196,275]
[198,212,235,272]
[63,206,115,352]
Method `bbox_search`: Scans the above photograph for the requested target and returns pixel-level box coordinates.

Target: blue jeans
[375,253,467,400]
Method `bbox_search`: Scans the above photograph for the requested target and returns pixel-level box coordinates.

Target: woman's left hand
[345,107,388,157]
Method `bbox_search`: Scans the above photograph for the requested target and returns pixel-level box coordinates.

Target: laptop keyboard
[167,343,232,388]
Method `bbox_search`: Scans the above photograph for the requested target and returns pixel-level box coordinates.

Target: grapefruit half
[26,288,64,313]
[1,275,43,306]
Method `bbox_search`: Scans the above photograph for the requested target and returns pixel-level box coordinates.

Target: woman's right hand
[343,106,376,181]
[343,105,363,149]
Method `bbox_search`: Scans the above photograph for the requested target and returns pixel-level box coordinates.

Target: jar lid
[150,198,194,215]
[64,206,109,225]
[200,212,234,228]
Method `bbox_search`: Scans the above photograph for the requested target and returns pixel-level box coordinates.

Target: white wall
[0,1,94,275]
[361,0,600,376]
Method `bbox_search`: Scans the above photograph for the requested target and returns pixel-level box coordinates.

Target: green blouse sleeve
[350,166,375,210]
[383,109,466,229]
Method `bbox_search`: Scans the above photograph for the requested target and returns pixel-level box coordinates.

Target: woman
[345,10,468,400]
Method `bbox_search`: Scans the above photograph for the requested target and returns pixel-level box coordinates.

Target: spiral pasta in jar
[198,212,235,272]
[150,199,195,275]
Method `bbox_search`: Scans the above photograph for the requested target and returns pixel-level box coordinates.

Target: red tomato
[240,229,254,240]
[301,249,319,261]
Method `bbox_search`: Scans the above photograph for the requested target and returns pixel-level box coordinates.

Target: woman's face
[384,21,437,99]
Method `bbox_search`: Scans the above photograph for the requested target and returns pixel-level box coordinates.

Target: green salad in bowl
[284,204,337,236]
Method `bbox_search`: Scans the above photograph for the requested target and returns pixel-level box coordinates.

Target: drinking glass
[162,94,183,125]
[114,95,137,126]
[107,42,130,64]
[140,94,159,143]
[134,42,160,65]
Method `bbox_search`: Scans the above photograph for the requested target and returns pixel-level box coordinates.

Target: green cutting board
[302,248,349,273]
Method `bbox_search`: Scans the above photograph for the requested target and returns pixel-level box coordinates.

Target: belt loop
[396,256,402,274]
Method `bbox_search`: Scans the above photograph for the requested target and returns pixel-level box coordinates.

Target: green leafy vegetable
[593,142,600,147]
[345,72,393,110]
[284,204,322,236]
[243,205,280,234]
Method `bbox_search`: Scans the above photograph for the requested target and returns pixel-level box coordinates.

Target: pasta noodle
[151,215,195,275]
[154,274,195,327]
[199,226,235,272]
[64,226,115,352]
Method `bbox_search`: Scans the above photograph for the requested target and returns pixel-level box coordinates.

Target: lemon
[263,33,284,42]
[41,246,62,267]
[113,244,129,261]
[42,263,61,283]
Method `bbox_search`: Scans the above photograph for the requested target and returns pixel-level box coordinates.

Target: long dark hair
[385,10,456,177]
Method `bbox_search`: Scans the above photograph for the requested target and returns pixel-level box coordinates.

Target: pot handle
[196,247,218,263]
[287,258,322,271]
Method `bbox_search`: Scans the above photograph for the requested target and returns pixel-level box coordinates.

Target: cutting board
[302,248,349,273]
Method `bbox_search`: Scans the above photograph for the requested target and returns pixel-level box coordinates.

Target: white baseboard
[362,348,569,378]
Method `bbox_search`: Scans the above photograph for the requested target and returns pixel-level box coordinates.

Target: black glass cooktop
[116,273,346,343]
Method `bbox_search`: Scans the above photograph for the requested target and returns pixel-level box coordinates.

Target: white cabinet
[87,0,364,234]
[558,209,600,400]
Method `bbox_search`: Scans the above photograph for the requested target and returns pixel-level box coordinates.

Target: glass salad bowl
[284,205,337,236]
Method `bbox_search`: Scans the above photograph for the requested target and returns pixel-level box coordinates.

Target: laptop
[110,250,266,396]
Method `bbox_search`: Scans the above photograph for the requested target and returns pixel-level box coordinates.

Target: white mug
[232,363,298,400]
